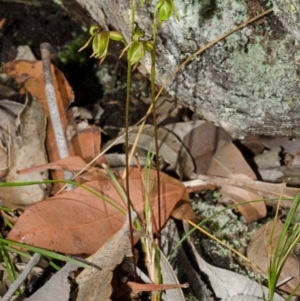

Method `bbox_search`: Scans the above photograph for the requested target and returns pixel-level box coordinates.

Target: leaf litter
[0,93,49,208]
[7,167,194,254]
[1,53,300,301]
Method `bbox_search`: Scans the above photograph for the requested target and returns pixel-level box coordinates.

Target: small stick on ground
[40,42,73,185]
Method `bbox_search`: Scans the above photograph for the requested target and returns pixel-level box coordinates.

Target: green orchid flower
[120,23,154,70]
[155,0,179,26]
[79,25,124,64]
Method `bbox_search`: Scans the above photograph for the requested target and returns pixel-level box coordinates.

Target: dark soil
[0,0,155,127]
[0,0,83,62]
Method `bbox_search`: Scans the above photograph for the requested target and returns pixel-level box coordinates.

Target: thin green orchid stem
[131,0,136,35]
[151,6,162,250]
[125,3,137,280]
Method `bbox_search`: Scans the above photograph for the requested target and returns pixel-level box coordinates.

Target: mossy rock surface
[71,0,300,137]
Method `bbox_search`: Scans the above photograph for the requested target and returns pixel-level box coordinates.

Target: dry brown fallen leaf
[126,281,189,294]
[164,120,231,174]
[0,94,49,208]
[69,127,105,166]
[247,220,300,295]
[117,167,196,225]
[207,140,266,222]
[7,167,195,254]
[0,99,24,179]
[76,213,188,301]
[76,214,133,301]
[18,156,101,177]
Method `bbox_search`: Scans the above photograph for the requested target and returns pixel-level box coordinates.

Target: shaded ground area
[0,0,155,127]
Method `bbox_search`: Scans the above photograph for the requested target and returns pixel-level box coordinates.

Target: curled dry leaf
[0,99,25,178]
[247,220,300,295]
[0,146,8,179]
[207,140,266,222]
[7,167,195,254]
[0,94,49,208]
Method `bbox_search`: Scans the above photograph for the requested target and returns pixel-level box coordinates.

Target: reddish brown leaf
[18,156,108,184]
[127,281,189,294]
[8,180,126,254]
[18,156,90,174]
[182,121,231,174]
[119,168,196,225]
[7,168,193,254]
[70,127,105,166]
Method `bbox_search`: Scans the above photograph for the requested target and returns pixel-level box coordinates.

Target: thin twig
[2,253,41,301]
[40,42,73,184]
